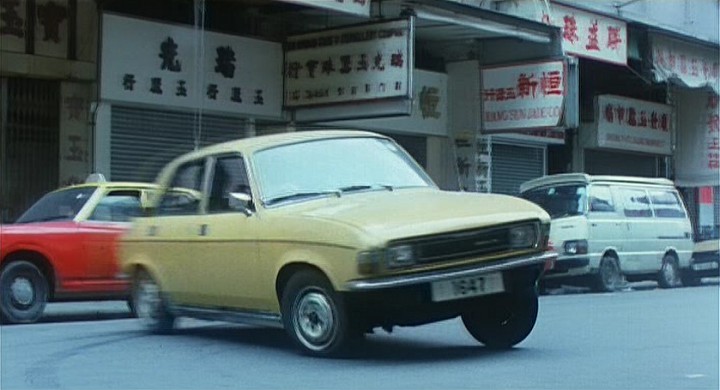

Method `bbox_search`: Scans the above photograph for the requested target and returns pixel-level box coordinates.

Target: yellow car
[119,130,555,356]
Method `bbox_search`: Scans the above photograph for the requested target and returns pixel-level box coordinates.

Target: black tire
[281,270,351,357]
[0,261,49,324]
[593,256,622,292]
[132,270,175,334]
[657,255,681,288]
[461,288,539,349]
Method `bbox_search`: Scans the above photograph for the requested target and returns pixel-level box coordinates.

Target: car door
[186,153,259,310]
[615,186,655,273]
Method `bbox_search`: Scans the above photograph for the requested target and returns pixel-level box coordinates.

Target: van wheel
[0,261,49,324]
[461,287,538,349]
[594,256,622,292]
[657,255,681,288]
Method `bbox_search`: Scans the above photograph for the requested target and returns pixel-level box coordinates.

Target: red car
[0,178,156,324]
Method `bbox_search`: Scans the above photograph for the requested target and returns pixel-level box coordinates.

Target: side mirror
[229,192,253,216]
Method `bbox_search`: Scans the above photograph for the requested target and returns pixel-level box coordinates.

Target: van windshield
[521,184,587,219]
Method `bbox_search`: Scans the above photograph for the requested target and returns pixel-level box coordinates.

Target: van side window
[208,155,252,213]
[157,160,206,216]
[649,190,687,218]
[588,186,615,212]
[619,188,653,218]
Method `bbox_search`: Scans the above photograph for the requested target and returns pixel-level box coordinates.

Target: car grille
[396,222,540,265]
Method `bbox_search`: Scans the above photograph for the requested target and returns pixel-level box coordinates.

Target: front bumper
[688,251,720,277]
[345,251,556,291]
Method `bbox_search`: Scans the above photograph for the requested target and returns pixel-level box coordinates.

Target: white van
[520,174,694,292]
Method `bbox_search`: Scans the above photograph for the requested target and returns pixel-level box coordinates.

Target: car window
[208,155,252,213]
[588,185,616,213]
[648,189,687,218]
[157,160,206,216]
[521,184,587,218]
[88,190,143,222]
[618,188,653,218]
[15,187,97,224]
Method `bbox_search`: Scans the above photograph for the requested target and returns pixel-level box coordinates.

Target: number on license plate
[431,272,504,302]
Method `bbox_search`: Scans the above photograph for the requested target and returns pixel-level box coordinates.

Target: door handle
[199,224,208,236]
[147,225,158,236]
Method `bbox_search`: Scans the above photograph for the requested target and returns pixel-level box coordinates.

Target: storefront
[95,13,284,182]
[649,32,720,238]
[1,0,96,222]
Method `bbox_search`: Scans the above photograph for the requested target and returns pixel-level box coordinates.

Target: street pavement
[1,282,718,390]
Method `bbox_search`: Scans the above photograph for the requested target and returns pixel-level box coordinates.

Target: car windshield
[521,184,587,219]
[14,187,96,224]
[254,137,434,206]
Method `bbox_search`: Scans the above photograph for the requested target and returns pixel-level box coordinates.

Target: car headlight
[509,225,537,249]
[386,245,415,268]
[563,239,588,255]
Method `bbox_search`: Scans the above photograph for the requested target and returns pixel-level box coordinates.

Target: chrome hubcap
[136,279,161,326]
[663,261,678,285]
[10,277,34,306]
[294,291,334,349]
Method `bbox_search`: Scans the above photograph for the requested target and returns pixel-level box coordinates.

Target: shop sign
[675,90,719,187]
[276,0,370,17]
[325,70,448,136]
[496,0,627,65]
[494,129,565,145]
[651,35,720,94]
[284,19,413,108]
[1,0,69,58]
[595,95,672,155]
[100,14,283,118]
[481,60,566,132]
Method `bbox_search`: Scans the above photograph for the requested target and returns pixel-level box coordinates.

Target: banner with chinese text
[100,14,283,118]
[284,19,413,107]
[595,95,672,155]
[651,35,720,95]
[675,89,720,187]
[481,60,566,132]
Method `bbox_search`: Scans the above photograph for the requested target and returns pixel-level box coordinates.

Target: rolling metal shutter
[111,106,246,182]
[584,149,658,177]
[491,143,545,195]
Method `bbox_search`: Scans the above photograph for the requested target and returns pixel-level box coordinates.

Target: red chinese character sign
[284,19,412,108]
[652,35,720,95]
[674,90,720,187]
[595,95,672,155]
[481,60,567,132]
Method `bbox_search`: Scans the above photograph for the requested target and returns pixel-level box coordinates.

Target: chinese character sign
[596,95,672,155]
[542,4,627,65]
[652,35,720,95]
[481,60,566,132]
[675,90,720,186]
[284,19,412,107]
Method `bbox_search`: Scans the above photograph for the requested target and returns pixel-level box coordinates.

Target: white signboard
[497,1,627,65]
[284,19,413,107]
[494,129,565,145]
[100,14,283,118]
[481,60,566,132]
[596,95,672,155]
[327,70,448,136]
[675,89,720,187]
[652,35,720,95]
[277,0,370,17]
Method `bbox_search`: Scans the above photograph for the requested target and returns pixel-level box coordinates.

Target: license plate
[692,262,719,271]
[431,272,505,302]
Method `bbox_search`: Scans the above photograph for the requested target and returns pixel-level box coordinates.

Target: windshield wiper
[18,215,73,223]
[265,190,341,206]
[339,184,394,193]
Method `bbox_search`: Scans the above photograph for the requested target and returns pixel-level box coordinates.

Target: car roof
[519,173,676,193]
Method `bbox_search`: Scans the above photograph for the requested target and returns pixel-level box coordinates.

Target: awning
[650,32,720,95]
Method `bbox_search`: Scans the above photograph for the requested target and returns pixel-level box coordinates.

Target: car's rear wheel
[461,287,538,349]
[132,270,175,334]
[281,270,351,357]
[0,261,49,324]
[594,256,622,292]
[657,255,681,288]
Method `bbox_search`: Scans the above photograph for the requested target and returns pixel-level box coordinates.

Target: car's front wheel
[281,270,351,357]
[461,287,539,349]
[0,261,49,324]
[132,270,175,334]
[594,256,623,292]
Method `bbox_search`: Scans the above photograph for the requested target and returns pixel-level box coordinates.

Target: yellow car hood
[295,188,549,242]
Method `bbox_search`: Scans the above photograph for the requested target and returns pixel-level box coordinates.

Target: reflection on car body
[0,177,157,324]
[120,130,556,356]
